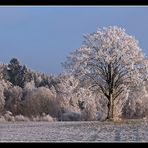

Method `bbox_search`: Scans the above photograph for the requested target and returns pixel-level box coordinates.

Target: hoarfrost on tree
[63,26,148,120]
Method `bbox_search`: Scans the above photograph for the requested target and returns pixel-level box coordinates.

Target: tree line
[0,26,148,122]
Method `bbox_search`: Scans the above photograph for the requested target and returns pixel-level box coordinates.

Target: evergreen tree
[7,58,33,88]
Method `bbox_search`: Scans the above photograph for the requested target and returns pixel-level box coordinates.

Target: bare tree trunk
[107,94,114,120]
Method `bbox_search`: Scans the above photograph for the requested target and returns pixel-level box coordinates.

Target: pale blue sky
[0,6,148,74]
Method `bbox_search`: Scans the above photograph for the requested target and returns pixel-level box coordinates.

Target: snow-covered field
[0,121,148,142]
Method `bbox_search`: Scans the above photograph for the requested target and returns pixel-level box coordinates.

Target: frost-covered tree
[56,74,81,114]
[23,87,58,117]
[56,74,100,121]
[0,81,6,113]
[20,65,33,87]
[63,26,148,120]
[24,80,36,91]
[122,83,148,119]
[0,64,9,81]
[0,79,12,114]
[4,86,23,115]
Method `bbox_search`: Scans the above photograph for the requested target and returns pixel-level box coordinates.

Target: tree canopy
[63,26,148,120]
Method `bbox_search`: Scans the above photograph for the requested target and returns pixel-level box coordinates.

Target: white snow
[0,121,148,142]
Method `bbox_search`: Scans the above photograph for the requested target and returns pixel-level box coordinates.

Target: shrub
[0,116,6,122]
[41,113,54,122]
[0,80,11,113]
[81,101,97,121]
[4,86,23,115]
[14,115,29,122]
[122,86,148,119]
[4,111,15,122]
[23,87,58,117]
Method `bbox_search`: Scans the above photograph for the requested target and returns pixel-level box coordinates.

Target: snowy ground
[0,121,148,142]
